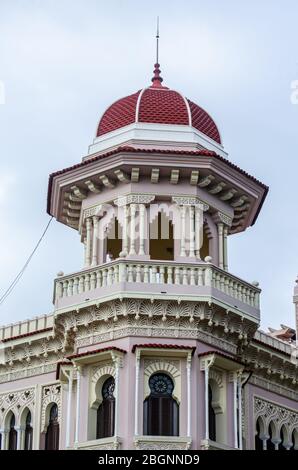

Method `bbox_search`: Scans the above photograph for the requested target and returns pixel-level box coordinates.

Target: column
[74,367,81,445]
[134,351,141,436]
[91,216,99,266]
[129,204,137,255]
[195,205,202,260]
[66,370,73,448]
[217,223,224,269]
[180,205,186,257]
[120,204,129,257]
[139,204,146,256]
[0,429,4,450]
[85,218,92,267]
[204,365,209,440]
[223,225,228,271]
[114,360,120,437]
[189,206,195,258]
[186,353,192,437]
[237,376,242,450]
[16,426,23,450]
[232,373,238,448]
[83,237,87,268]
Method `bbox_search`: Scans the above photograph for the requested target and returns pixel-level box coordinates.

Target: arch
[8,412,17,450]
[143,372,179,437]
[267,421,276,450]
[290,428,298,451]
[255,416,265,450]
[45,403,59,450]
[24,409,33,450]
[143,359,181,403]
[96,377,115,439]
[278,425,289,451]
[208,373,226,444]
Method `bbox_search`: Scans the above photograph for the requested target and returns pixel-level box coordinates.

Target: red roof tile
[1,327,53,343]
[67,346,126,360]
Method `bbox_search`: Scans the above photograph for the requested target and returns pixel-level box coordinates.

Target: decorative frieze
[114,194,155,207]
[172,196,209,211]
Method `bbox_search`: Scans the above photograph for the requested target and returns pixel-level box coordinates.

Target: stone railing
[74,436,120,450]
[200,439,238,450]
[254,330,295,356]
[134,435,192,450]
[53,259,260,314]
[0,313,54,341]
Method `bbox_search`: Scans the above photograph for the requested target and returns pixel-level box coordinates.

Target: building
[0,59,297,451]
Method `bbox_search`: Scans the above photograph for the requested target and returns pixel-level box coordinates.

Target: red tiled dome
[96,68,221,144]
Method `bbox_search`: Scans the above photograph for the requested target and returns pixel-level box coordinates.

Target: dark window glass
[208,385,216,442]
[255,418,263,450]
[143,373,179,437]
[96,377,115,439]
[8,414,17,450]
[45,404,59,450]
[24,410,33,450]
[267,422,275,450]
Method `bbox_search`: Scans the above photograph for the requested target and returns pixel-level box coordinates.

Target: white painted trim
[135,88,146,123]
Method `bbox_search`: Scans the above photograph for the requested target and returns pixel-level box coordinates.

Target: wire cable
[0,216,53,306]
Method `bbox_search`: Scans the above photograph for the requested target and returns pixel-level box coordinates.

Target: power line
[0,216,53,306]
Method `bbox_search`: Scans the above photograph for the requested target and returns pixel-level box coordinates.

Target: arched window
[255,417,264,450]
[24,410,33,450]
[208,384,216,441]
[278,426,287,451]
[45,404,59,450]
[143,373,179,436]
[96,377,115,439]
[8,414,17,450]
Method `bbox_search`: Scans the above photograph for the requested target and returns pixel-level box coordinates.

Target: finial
[151,16,163,87]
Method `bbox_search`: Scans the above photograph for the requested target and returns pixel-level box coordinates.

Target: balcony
[53,259,260,320]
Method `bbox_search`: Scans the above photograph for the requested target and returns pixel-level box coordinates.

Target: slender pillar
[180,205,186,257]
[223,225,228,271]
[0,429,4,450]
[139,204,146,256]
[205,365,209,440]
[189,206,195,258]
[217,223,224,269]
[134,352,140,436]
[233,373,238,448]
[91,216,99,266]
[120,204,129,257]
[114,361,120,437]
[186,353,192,437]
[66,370,73,448]
[195,205,202,260]
[75,367,81,445]
[85,218,92,267]
[16,426,22,450]
[237,377,242,450]
[129,204,137,255]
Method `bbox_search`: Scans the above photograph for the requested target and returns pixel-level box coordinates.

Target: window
[8,414,17,450]
[96,377,115,439]
[45,404,59,450]
[208,384,216,441]
[24,410,33,450]
[143,373,179,436]
[150,212,174,261]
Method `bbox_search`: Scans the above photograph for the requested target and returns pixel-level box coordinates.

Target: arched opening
[200,227,210,260]
[45,403,59,450]
[267,421,275,450]
[290,428,297,451]
[106,218,122,261]
[24,410,33,450]
[8,413,17,450]
[150,212,174,261]
[96,376,115,439]
[278,426,287,451]
[255,417,264,450]
[143,373,179,436]
[208,384,216,441]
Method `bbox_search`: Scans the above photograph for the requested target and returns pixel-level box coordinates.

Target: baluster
[73,277,79,295]
[198,268,203,286]
[220,275,225,292]
[182,268,188,285]
[128,265,134,282]
[119,263,127,282]
[224,277,230,295]
[160,266,165,284]
[114,265,119,283]
[63,281,68,297]
[152,266,157,283]
[96,270,102,288]
[102,269,108,287]
[136,265,142,283]
[204,265,212,287]
[84,274,90,291]
[216,273,221,290]
[242,287,247,304]
[190,268,196,286]
[248,289,253,306]
[90,272,96,290]
[107,267,113,286]
[144,265,149,283]
[56,281,63,299]
[167,266,173,284]
[67,279,74,297]
[254,291,260,308]
[174,267,180,285]
[239,285,243,302]
[79,276,84,293]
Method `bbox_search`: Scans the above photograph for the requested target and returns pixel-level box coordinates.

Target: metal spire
[151,16,163,87]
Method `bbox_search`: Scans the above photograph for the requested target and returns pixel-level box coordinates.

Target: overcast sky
[0,0,297,332]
